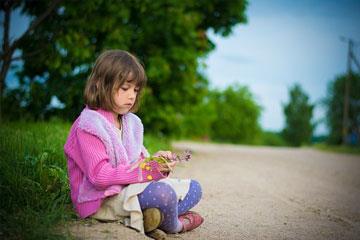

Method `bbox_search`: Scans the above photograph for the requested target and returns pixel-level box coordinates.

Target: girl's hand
[154,150,177,174]
[158,161,177,173]
[153,150,176,161]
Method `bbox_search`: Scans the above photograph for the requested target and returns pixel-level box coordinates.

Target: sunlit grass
[144,134,171,154]
[0,121,73,239]
[0,121,170,239]
[314,143,360,155]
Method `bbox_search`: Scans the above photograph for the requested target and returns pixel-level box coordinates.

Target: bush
[324,73,360,145]
[259,131,287,146]
[210,85,262,144]
[282,84,314,146]
[179,95,217,140]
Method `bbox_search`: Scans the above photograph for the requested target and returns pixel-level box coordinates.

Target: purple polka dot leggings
[138,180,202,233]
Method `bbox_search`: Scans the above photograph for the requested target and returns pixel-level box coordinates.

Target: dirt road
[67,141,360,240]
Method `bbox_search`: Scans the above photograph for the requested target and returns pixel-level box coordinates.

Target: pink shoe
[178,211,204,232]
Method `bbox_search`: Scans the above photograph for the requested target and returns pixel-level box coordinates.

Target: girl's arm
[76,129,166,190]
[141,145,150,158]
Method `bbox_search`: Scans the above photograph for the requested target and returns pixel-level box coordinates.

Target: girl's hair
[84,50,147,112]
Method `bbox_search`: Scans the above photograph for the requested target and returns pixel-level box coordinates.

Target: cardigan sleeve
[76,129,166,190]
[141,145,150,158]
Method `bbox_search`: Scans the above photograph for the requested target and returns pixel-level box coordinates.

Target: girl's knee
[190,179,202,196]
[151,182,175,193]
[150,182,177,207]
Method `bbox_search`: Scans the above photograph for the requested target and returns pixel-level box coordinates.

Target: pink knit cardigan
[64,107,166,218]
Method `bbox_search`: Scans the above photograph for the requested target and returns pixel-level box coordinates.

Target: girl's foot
[178,211,204,232]
[143,208,163,233]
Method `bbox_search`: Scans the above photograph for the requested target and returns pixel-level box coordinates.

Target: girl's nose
[129,89,136,99]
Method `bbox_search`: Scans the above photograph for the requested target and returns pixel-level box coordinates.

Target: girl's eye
[121,87,129,91]
[134,88,140,92]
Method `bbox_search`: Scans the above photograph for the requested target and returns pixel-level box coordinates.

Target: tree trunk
[0,53,13,122]
[0,0,63,122]
[0,0,12,122]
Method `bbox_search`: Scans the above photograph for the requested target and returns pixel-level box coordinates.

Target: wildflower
[172,150,192,162]
[139,150,192,173]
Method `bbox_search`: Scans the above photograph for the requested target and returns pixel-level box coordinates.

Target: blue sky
[5,1,360,135]
[205,0,360,135]
[4,8,30,88]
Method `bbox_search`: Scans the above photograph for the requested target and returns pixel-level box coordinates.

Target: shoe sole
[143,208,163,233]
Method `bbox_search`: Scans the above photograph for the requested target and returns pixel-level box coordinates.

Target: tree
[282,84,314,146]
[325,73,360,145]
[0,0,62,121]
[210,84,261,143]
[179,86,217,139]
[2,0,248,136]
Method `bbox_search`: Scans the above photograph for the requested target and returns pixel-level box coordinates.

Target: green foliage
[0,121,73,239]
[10,0,248,134]
[259,131,287,146]
[179,89,217,139]
[143,134,171,155]
[209,84,262,144]
[2,88,29,120]
[0,121,171,239]
[324,73,360,145]
[314,143,360,155]
[282,84,314,146]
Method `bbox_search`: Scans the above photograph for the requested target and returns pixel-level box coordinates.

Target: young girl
[64,50,203,238]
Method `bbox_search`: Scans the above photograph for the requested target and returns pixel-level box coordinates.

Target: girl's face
[113,80,139,115]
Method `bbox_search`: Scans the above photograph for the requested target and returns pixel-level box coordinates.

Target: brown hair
[84,50,147,112]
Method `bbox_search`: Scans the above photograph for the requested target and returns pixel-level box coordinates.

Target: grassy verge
[0,121,170,239]
[314,143,360,155]
[0,121,73,239]
[144,134,171,154]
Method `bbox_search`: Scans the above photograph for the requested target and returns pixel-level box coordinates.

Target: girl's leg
[178,180,202,215]
[138,182,183,233]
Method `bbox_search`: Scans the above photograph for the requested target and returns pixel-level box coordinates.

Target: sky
[4,1,360,135]
[3,8,30,88]
[205,0,360,135]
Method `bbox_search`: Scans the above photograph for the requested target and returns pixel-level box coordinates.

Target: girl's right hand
[158,161,177,174]
[153,150,175,161]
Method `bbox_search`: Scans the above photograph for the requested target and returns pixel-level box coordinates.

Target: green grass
[0,121,170,240]
[256,131,287,146]
[0,121,74,239]
[144,134,171,154]
[314,143,360,155]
